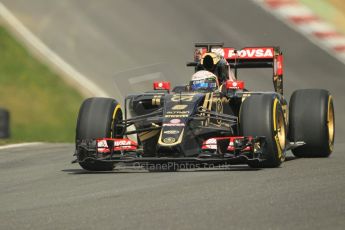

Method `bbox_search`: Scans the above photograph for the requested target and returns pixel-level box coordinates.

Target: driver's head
[190,70,219,92]
[201,52,221,72]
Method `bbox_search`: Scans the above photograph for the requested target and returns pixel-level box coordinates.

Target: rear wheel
[76,97,122,171]
[240,94,286,168]
[289,89,335,157]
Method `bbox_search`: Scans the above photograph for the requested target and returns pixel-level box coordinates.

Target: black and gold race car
[73,43,335,171]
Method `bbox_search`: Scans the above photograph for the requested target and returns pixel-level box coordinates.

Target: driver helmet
[190,70,219,92]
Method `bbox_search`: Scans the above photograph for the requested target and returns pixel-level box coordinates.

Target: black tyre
[289,89,335,157]
[76,97,123,171]
[240,94,286,168]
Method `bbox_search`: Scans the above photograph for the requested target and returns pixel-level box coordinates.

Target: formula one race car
[73,43,335,171]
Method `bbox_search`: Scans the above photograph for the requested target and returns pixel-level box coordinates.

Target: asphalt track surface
[1,0,345,229]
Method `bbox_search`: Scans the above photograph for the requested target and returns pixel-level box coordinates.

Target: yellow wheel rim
[277,109,286,152]
[328,96,335,151]
[273,99,286,159]
[111,104,121,137]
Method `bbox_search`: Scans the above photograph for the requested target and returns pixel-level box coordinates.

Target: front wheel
[76,97,122,171]
[240,94,286,168]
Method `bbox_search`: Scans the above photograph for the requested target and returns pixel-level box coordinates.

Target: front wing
[73,136,267,167]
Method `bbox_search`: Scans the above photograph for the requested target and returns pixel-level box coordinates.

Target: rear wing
[189,43,284,95]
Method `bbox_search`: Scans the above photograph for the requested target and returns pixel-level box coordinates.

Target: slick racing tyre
[240,94,286,168]
[289,89,335,157]
[76,97,123,171]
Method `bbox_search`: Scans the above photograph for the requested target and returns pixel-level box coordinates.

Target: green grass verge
[300,0,345,34]
[299,0,336,21]
[0,26,84,144]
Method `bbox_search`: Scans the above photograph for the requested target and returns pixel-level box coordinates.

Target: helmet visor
[190,78,217,91]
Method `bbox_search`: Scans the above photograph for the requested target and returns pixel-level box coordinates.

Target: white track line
[0,142,44,150]
[128,72,163,84]
[0,2,109,97]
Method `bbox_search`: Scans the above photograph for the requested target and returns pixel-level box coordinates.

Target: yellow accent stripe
[202,93,210,109]
[208,93,213,111]
[201,93,210,126]
[139,130,160,141]
[201,93,213,126]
